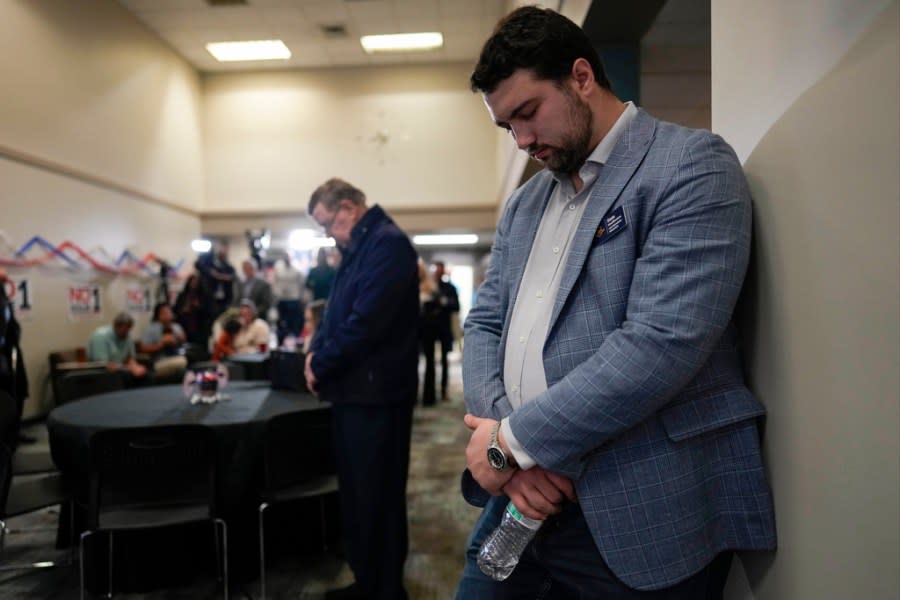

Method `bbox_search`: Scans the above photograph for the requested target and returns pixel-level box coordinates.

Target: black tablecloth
[49,381,322,495]
[47,381,333,590]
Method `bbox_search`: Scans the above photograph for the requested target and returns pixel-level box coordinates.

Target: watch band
[487,421,517,471]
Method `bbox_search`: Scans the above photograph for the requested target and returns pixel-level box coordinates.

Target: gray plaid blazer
[463,109,777,590]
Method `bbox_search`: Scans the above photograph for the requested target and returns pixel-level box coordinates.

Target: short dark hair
[151,302,170,322]
[308,178,366,215]
[471,6,611,94]
[223,318,241,336]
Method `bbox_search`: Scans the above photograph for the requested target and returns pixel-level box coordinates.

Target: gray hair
[308,177,366,214]
[113,311,134,327]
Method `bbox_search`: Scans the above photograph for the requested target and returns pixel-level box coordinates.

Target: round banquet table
[47,381,333,591]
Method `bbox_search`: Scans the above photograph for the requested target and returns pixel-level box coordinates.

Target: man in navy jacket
[305,177,419,600]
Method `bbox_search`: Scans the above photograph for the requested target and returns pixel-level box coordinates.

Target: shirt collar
[342,204,383,256]
[592,101,637,165]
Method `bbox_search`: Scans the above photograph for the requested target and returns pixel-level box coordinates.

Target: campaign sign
[3,278,33,320]
[126,286,152,314]
[68,285,102,320]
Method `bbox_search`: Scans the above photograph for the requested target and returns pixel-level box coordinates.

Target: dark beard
[545,89,594,174]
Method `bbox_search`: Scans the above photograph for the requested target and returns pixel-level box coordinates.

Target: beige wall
[713,0,893,163]
[202,64,498,216]
[640,45,710,129]
[713,1,900,598]
[0,0,204,416]
[640,0,711,130]
[0,0,205,211]
[202,205,501,237]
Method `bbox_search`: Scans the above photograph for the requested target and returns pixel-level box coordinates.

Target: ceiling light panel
[206,39,291,62]
[360,32,444,53]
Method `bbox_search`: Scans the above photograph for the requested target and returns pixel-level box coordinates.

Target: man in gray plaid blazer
[457,7,777,599]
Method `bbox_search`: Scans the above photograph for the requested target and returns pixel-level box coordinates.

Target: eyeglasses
[317,205,345,235]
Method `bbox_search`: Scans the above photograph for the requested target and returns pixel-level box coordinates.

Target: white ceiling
[117,0,508,72]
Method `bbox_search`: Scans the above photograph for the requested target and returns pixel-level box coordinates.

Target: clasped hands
[464,414,575,520]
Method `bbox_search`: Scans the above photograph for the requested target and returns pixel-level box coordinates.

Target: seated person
[137,302,188,379]
[233,299,271,354]
[87,311,148,386]
[208,306,240,353]
[301,299,326,354]
[212,318,242,362]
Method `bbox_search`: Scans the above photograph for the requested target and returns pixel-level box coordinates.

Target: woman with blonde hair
[302,299,326,354]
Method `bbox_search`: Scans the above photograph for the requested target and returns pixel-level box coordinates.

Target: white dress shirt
[501,102,638,469]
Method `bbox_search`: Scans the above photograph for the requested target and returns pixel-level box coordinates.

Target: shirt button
[536,290,543,298]
[569,204,575,210]
[512,385,519,393]
[552,246,560,253]
[519,335,525,343]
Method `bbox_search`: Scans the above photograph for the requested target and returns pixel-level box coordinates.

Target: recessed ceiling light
[191,239,212,253]
[206,40,291,62]
[412,234,478,246]
[360,32,443,54]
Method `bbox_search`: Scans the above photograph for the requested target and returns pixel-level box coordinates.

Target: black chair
[48,348,94,403]
[224,356,271,382]
[269,350,306,392]
[79,425,228,600]
[56,370,124,406]
[188,360,218,373]
[0,391,74,573]
[181,343,210,366]
[258,409,338,600]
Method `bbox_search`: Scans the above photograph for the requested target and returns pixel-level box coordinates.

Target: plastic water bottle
[477,501,543,580]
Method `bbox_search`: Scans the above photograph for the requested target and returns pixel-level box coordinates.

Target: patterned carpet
[0,358,479,599]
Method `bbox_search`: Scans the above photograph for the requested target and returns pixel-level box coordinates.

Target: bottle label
[507,502,542,530]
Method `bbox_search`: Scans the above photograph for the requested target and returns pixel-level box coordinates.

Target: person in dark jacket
[304,177,419,600]
[418,260,441,406]
[432,261,460,400]
[0,269,28,442]
[194,241,236,319]
[174,273,213,350]
[305,247,337,301]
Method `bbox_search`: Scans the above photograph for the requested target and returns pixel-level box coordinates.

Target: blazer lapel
[549,110,658,331]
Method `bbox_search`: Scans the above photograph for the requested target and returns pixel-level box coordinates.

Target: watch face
[487,447,507,470]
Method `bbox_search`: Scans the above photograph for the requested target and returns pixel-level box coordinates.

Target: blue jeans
[455,496,732,600]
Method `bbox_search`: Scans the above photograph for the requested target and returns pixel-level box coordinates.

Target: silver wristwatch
[487,421,516,471]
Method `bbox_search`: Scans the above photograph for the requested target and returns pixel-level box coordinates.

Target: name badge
[594,206,628,245]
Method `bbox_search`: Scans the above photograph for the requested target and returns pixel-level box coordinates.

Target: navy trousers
[332,400,414,600]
